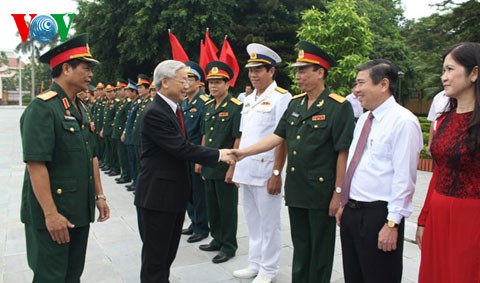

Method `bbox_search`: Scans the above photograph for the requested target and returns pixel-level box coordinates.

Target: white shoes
[252,274,274,283]
[233,268,258,279]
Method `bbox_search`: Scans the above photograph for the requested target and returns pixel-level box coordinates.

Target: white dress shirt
[157,92,177,113]
[347,96,423,223]
[427,90,449,121]
[346,93,363,119]
[232,81,291,186]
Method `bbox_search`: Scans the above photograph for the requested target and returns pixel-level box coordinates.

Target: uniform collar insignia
[317,99,324,107]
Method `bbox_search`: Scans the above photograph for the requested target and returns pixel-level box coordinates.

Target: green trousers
[117,140,130,180]
[25,224,90,283]
[204,179,238,256]
[288,207,336,283]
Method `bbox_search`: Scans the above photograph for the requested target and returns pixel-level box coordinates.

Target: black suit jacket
[134,95,219,212]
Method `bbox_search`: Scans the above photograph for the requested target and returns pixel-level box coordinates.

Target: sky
[0,0,467,54]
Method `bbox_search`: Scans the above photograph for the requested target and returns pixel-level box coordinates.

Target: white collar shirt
[347,96,423,223]
[158,92,178,114]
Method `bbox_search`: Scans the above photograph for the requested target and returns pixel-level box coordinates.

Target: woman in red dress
[416,42,480,283]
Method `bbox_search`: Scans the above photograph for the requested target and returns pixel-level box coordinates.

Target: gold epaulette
[150,97,154,101]
[127,98,132,102]
[36,91,58,101]
[230,97,242,105]
[204,98,215,105]
[115,98,120,102]
[275,86,288,94]
[199,94,209,102]
[292,93,306,100]
[329,93,346,103]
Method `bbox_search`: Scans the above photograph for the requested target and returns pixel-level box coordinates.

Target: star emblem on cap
[299,49,304,58]
[250,52,257,59]
[212,67,219,74]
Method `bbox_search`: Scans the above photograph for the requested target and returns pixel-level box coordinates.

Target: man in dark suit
[134,60,235,283]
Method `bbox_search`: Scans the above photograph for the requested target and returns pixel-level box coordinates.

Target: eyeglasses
[173,78,189,86]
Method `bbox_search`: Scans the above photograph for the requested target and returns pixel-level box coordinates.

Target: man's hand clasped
[219,149,239,165]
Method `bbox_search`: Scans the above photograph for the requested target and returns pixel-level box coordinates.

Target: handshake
[219,149,244,165]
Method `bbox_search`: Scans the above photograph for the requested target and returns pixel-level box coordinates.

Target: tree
[74,0,324,93]
[296,0,373,95]
[14,34,59,97]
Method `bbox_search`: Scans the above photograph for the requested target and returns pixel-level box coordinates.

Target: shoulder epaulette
[292,93,307,100]
[150,97,153,101]
[115,98,120,102]
[230,97,242,105]
[199,94,209,102]
[204,99,215,105]
[329,93,346,104]
[36,91,58,101]
[127,98,132,102]
[275,86,288,94]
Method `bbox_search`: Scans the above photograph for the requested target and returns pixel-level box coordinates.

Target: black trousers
[340,201,404,283]
[136,207,185,283]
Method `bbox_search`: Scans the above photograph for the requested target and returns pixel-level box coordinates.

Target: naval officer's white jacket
[233,81,291,186]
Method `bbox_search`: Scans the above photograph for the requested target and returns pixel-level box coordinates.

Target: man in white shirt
[232,43,291,283]
[345,82,363,121]
[426,90,449,154]
[336,59,423,283]
[237,85,253,102]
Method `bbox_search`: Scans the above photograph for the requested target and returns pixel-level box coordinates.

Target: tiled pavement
[0,107,429,282]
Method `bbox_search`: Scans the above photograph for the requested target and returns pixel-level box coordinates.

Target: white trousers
[240,184,282,279]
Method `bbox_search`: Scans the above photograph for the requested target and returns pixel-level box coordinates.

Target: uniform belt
[347,199,387,209]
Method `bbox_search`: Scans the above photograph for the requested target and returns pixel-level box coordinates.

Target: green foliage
[295,1,373,95]
[74,0,322,94]
[420,144,432,159]
[420,122,431,133]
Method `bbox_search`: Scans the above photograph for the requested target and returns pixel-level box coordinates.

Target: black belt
[347,199,387,209]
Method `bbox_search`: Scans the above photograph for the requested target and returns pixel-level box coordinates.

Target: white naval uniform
[232,81,291,279]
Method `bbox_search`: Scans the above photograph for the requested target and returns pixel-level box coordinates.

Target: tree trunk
[31,43,35,98]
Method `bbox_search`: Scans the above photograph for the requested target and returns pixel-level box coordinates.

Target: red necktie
[176,106,187,138]
[341,112,374,206]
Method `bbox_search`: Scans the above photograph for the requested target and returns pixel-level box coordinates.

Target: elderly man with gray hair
[134,60,236,283]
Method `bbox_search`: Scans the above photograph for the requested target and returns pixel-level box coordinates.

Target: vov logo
[12,14,76,43]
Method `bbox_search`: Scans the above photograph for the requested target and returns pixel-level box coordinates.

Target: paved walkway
[0,107,429,282]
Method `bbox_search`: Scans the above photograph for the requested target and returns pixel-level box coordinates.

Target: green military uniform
[201,61,242,259]
[273,41,355,283]
[92,84,106,163]
[131,74,153,174]
[102,84,119,174]
[20,34,100,282]
[111,79,131,182]
[202,94,242,257]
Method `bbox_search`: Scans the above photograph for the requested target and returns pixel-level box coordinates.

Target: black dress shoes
[116,178,131,184]
[108,170,121,176]
[181,228,193,235]
[101,166,110,171]
[114,177,122,181]
[187,234,207,243]
[212,251,233,264]
[126,185,135,192]
[199,243,220,252]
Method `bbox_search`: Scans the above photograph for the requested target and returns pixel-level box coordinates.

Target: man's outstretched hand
[219,149,238,165]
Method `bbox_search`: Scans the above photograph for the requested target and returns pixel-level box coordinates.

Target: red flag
[200,29,219,72]
[168,30,189,62]
[219,36,239,87]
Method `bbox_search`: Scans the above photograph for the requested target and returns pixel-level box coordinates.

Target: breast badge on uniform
[190,108,197,112]
[261,101,271,106]
[312,115,326,121]
[219,112,229,117]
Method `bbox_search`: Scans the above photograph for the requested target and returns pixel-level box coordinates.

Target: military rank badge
[261,101,271,106]
[312,115,325,121]
[219,112,229,117]
[190,108,197,112]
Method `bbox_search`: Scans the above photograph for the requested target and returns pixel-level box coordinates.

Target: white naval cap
[245,43,282,68]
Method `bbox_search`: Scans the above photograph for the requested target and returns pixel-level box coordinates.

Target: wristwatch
[95,194,107,201]
[386,220,398,228]
[272,169,280,176]
[335,186,342,193]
